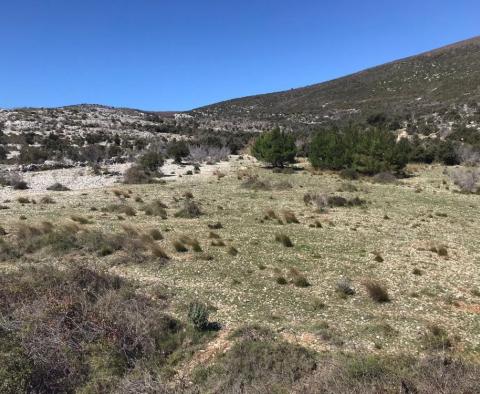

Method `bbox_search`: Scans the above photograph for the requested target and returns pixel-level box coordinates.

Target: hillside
[194,36,480,126]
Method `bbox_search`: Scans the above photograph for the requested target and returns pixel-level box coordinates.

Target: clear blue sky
[1,0,478,111]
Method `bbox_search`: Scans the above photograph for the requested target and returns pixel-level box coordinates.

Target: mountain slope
[195,36,480,123]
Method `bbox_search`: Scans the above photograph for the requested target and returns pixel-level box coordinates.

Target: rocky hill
[193,36,480,129]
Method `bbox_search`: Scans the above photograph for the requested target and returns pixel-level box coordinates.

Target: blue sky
[1,0,478,110]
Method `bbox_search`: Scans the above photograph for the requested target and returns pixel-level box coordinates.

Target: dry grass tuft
[364,280,390,303]
[275,233,293,247]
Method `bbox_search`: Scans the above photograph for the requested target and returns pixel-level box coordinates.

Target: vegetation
[251,128,297,167]
[309,126,409,174]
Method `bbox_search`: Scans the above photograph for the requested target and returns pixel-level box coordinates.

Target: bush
[123,165,154,184]
[142,200,168,218]
[0,265,184,392]
[138,151,164,171]
[449,167,480,193]
[46,182,70,191]
[309,126,409,174]
[174,198,202,218]
[167,140,189,163]
[251,128,297,167]
[364,280,390,303]
[188,301,210,330]
[275,233,293,247]
[336,278,355,297]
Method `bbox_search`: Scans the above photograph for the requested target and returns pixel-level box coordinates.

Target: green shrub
[167,140,189,163]
[309,126,409,174]
[251,128,297,167]
[188,301,210,330]
[138,151,164,171]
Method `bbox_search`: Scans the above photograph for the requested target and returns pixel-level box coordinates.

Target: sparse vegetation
[364,280,390,303]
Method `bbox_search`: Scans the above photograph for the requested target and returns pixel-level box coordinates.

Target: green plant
[188,301,210,330]
[251,128,297,168]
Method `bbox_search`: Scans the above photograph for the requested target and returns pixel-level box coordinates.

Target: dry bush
[173,239,188,252]
[241,175,271,191]
[17,197,30,204]
[211,239,226,247]
[264,209,278,220]
[274,180,293,190]
[148,229,163,240]
[282,209,299,224]
[372,172,398,184]
[174,198,202,218]
[275,233,293,247]
[289,267,311,287]
[150,244,170,260]
[449,167,480,193]
[104,203,137,217]
[364,280,390,303]
[456,145,480,166]
[304,192,365,210]
[178,235,202,252]
[208,231,221,239]
[40,196,55,204]
[228,246,239,256]
[208,222,223,229]
[112,188,130,198]
[188,145,230,164]
[70,215,92,225]
[142,200,168,218]
[0,171,26,188]
[123,165,152,184]
[46,182,70,191]
[0,265,183,393]
[336,278,355,297]
[429,243,448,257]
[422,325,453,351]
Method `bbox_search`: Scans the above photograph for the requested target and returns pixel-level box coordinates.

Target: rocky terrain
[194,36,480,132]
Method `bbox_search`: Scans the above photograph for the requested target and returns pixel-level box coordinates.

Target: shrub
[40,196,55,204]
[175,198,202,218]
[70,215,92,225]
[0,265,184,392]
[46,182,70,191]
[275,233,293,247]
[123,165,154,184]
[282,209,299,224]
[104,203,137,217]
[148,229,163,240]
[364,280,390,303]
[167,140,189,163]
[12,180,29,190]
[188,301,210,330]
[251,128,297,167]
[211,239,226,247]
[276,276,288,285]
[372,172,398,184]
[142,200,168,218]
[228,246,239,256]
[336,278,355,297]
[340,168,359,180]
[289,268,311,287]
[138,151,164,171]
[422,325,452,350]
[241,175,271,191]
[173,240,188,252]
[309,126,409,174]
[449,167,480,193]
[208,222,223,229]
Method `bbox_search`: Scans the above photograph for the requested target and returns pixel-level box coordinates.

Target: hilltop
[194,36,480,129]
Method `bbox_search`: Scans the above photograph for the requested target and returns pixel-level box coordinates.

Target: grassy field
[2,160,479,363]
